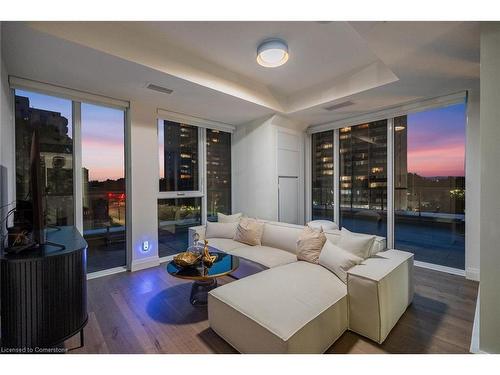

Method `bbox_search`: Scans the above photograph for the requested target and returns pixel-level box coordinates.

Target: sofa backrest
[258,220,386,256]
[260,220,304,254]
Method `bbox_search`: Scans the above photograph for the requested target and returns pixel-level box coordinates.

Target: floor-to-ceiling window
[14,87,129,274]
[157,119,232,255]
[206,129,231,222]
[339,120,387,237]
[394,103,466,269]
[81,103,126,273]
[158,120,202,257]
[309,99,467,270]
[14,90,74,227]
[311,130,334,220]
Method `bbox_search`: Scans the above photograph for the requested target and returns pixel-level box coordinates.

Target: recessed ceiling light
[256,39,289,68]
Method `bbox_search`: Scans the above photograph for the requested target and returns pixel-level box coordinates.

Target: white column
[128,100,160,271]
[479,22,500,354]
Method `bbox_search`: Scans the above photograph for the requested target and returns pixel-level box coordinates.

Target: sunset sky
[406,102,466,177]
[17,90,125,181]
[18,90,466,182]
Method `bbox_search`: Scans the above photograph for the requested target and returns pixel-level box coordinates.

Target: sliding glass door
[81,103,126,273]
[394,103,466,269]
[14,89,128,274]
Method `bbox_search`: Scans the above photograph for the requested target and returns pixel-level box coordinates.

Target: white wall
[128,100,160,271]
[465,89,480,281]
[232,114,305,222]
[479,22,500,354]
[232,115,278,220]
[0,22,15,248]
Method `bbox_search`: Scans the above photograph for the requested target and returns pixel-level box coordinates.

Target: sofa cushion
[227,246,297,268]
[324,228,386,256]
[205,222,238,239]
[338,228,375,259]
[319,240,363,283]
[205,238,250,253]
[296,226,326,264]
[218,212,242,223]
[208,261,348,353]
[234,218,265,246]
[261,222,304,254]
[307,220,339,231]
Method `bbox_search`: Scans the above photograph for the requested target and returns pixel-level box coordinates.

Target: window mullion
[72,101,83,233]
[387,117,395,249]
[333,129,340,225]
[200,127,207,225]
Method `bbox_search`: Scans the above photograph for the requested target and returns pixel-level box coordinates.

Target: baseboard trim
[87,266,127,280]
[466,267,480,281]
[130,256,160,272]
[414,260,465,277]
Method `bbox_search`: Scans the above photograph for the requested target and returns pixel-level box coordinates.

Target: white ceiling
[1,21,479,128]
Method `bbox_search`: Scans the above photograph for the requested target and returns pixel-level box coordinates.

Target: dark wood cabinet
[1,226,88,350]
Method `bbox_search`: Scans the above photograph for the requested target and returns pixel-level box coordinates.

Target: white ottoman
[208,261,348,353]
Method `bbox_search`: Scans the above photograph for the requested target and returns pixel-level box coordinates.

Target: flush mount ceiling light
[256,39,289,68]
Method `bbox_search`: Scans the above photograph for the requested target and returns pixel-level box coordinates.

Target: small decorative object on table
[202,239,217,267]
[173,251,201,267]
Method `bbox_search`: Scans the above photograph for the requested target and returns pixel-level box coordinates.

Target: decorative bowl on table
[173,251,201,267]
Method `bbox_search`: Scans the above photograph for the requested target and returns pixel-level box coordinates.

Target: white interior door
[278,176,299,224]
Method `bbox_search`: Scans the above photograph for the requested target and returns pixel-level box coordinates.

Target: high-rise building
[161,121,199,191]
[15,95,74,226]
[339,120,388,210]
[311,131,334,220]
[206,129,231,220]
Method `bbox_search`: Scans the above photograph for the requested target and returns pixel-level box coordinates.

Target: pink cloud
[408,144,465,177]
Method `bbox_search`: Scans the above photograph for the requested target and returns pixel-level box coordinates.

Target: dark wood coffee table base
[190,279,218,306]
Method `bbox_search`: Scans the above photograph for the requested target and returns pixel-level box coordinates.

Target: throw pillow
[218,212,243,223]
[338,227,375,259]
[233,218,265,246]
[307,220,339,231]
[296,226,327,264]
[205,222,239,239]
[319,240,363,283]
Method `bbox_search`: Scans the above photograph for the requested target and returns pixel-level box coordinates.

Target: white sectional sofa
[189,220,414,353]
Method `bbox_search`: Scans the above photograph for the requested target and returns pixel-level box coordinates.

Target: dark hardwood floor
[66,264,479,354]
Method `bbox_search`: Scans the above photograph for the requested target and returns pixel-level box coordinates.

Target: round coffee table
[166,251,239,306]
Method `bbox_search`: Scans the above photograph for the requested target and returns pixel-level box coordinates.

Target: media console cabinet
[0,226,88,350]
